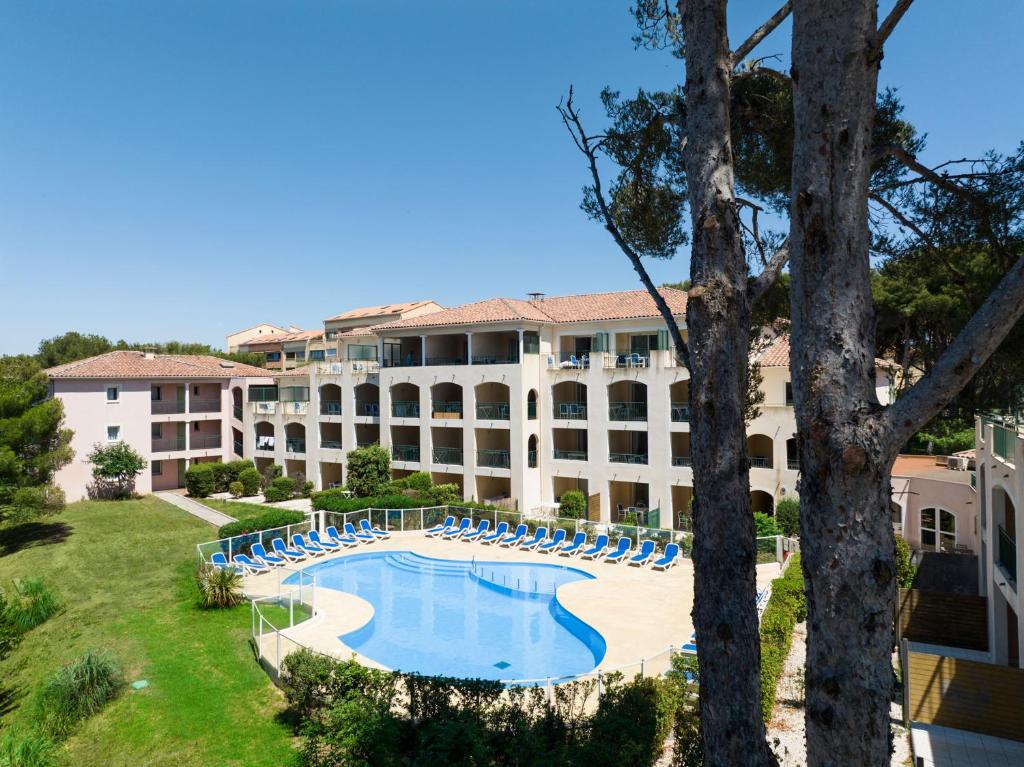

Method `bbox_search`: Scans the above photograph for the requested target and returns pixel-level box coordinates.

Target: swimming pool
[290,551,606,681]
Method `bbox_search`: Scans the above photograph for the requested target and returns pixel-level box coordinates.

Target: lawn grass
[0,496,297,766]
[197,498,274,522]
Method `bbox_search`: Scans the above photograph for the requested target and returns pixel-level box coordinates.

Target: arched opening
[320,462,343,489]
[747,434,774,469]
[669,381,689,422]
[284,422,306,454]
[475,382,510,420]
[231,386,243,420]
[254,422,275,452]
[920,507,957,553]
[672,485,693,531]
[319,383,342,415]
[319,422,342,451]
[430,382,463,419]
[354,382,380,417]
[993,486,1017,575]
[527,389,538,420]
[552,381,587,420]
[527,434,538,468]
[786,436,798,470]
[390,382,421,418]
[391,424,420,463]
[751,490,774,515]
[607,380,647,422]
[671,433,691,467]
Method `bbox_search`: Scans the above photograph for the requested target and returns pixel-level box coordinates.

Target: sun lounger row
[424,516,680,570]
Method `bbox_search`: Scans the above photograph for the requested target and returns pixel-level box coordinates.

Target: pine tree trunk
[682,2,774,764]
[789,1,899,764]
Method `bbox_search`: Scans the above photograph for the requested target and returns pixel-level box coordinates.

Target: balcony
[548,352,589,370]
[286,437,306,454]
[190,398,221,414]
[527,401,537,420]
[528,449,537,468]
[672,455,692,467]
[356,403,381,417]
[152,401,185,415]
[425,356,466,367]
[152,437,186,452]
[432,446,464,465]
[477,449,511,469]
[280,401,309,416]
[610,451,648,464]
[749,455,771,469]
[392,401,421,418]
[998,526,1017,587]
[349,360,380,374]
[553,449,587,461]
[233,438,243,457]
[993,424,1016,462]
[608,402,647,422]
[320,439,343,450]
[233,404,243,420]
[787,458,800,470]
[191,435,222,450]
[476,403,510,420]
[432,401,463,419]
[252,402,277,415]
[471,355,518,365]
[553,402,587,420]
[392,444,421,462]
[320,400,342,416]
[603,353,649,369]
[670,403,689,422]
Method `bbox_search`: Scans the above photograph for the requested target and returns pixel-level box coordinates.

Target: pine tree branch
[873,145,976,198]
[884,252,1024,446]
[872,0,914,59]
[747,237,790,304]
[731,2,792,67]
[558,87,691,369]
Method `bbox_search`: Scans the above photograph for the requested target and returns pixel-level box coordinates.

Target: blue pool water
[289,551,606,681]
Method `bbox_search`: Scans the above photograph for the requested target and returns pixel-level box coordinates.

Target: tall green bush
[238,467,262,496]
[184,463,216,498]
[406,471,433,493]
[425,483,461,506]
[345,445,391,497]
[263,475,297,503]
[774,498,800,538]
[753,511,779,537]
[86,441,147,499]
[559,490,587,519]
[759,555,805,720]
[34,650,123,739]
[209,462,231,493]
[895,536,916,588]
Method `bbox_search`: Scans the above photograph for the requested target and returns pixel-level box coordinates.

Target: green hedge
[184,464,215,498]
[759,554,806,720]
[263,475,296,503]
[310,491,426,513]
[217,509,307,538]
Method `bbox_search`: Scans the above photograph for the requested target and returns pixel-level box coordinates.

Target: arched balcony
[552,381,587,420]
[747,434,774,469]
[319,383,342,416]
[608,381,647,422]
[390,382,421,418]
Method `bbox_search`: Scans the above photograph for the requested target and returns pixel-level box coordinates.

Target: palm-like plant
[195,563,244,609]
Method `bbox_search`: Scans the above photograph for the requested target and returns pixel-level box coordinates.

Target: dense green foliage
[195,564,244,609]
[86,441,147,499]
[228,481,244,498]
[263,475,297,502]
[280,649,696,767]
[0,729,56,767]
[216,508,306,538]
[753,511,779,537]
[895,537,917,589]
[3,577,61,634]
[34,650,124,739]
[774,498,800,538]
[424,482,461,506]
[310,491,425,514]
[905,420,976,455]
[759,555,806,720]
[559,490,587,519]
[405,472,432,493]
[184,463,216,498]
[345,445,391,497]
[238,466,263,496]
[34,331,267,369]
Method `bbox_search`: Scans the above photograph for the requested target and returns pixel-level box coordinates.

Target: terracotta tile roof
[243,329,322,345]
[45,351,272,379]
[325,300,439,323]
[338,326,374,337]
[757,335,791,367]
[373,288,688,331]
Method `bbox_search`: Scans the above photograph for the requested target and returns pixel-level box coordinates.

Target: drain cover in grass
[493,661,511,670]
[131,680,150,690]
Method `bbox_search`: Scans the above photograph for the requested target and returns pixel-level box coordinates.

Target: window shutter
[657,329,669,350]
[594,332,609,352]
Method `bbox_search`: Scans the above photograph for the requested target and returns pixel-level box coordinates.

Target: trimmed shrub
[345,445,391,497]
[35,650,124,739]
[300,481,314,498]
[310,492,424,514]
[263,475,297,503]
[228,481,244,499]
[759,554,804,720]
[895,536,916,588]
[195,563,244,609]
[406,471,433,493]
[209,462,231,493]
[224,459,255,484]
[753,511,779,537]
[774,498,800,538]
[217,509,306,538]
[184,463,216,498]
[425,483,461,506]
[559,490,586,519]
[238,467,262,496]
[260,463,283,489]
[0,729,56,767]
[9,486,66,521]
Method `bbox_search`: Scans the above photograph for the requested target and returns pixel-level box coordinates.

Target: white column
[420,335,427,366]
[517,329,524,362]
[466,332,473,366]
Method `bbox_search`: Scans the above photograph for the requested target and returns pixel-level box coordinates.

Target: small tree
[345,445,391,497]
[774,498,800,538]
[895,537,916,589]
[753,512,779,538]
[86,442,146,499]
[184,464,216,498]
[559,490,587,520]
[238,467,262,497]
[406,471,433,494]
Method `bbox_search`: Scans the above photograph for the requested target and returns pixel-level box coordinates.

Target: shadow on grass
[0,681,25,726]
[0,521,72,557]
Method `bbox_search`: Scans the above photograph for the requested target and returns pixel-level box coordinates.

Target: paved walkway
[911,723,1024,767]
[154,491,236,527]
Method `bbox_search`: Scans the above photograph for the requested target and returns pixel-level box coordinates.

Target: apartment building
[225,323,294,353]
[236,329,325,371]
[47,351,273,500]
[975,415,1023,667]
[241,289,806,528]
[891,454,978,554]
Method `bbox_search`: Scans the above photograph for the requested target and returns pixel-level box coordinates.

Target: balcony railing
[471,355,518,365]
[605,353,649,369]
[670,403,689,422]
[317,362,345,375]
[286,437,306,454]
[548,352,589,370]
[281,401,309,416]
[432,446,463,465]
[608,402,647,422]
[749,455,772,469]
[610,452,648,464]
[190,398,221,414]
[477,449,511,468]
[432,401,463,418]
[152,401,185,415]
[233,404,243,420]
[998,525,1017,586]
[392,444,420,462]
[355,403,380,417]
[232,439,243,457]
[787,458,800,470]
[425,356,467,366]
[672,455,692,467]
[382,358,422,368]
[528,449,537,468]
[553,402,587,420]
[527,401,537,420]
[392,401,421,418]
[994,425,1016,462]
[320,439,343,450]
[320,400,342,416]
[191,435,222,450]
[476,403,510,420]
[252,402,277,415]
[254,437,275,452]
[553,449,587,461]
[349,360,380,374]
[152,437,186,452]
[356,441,375,449]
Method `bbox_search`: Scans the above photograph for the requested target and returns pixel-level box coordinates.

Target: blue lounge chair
[210,552,240,572]
[499,523,528,548]
[425,515,456,537]
[292,534,325,557]
[604,537,632,564]
[628,540,656,567]
[651,543,680,571]
[461,519,490,542]
[308,530,340,550]
[538,528,567,553]
[580,534,610,560]
[344,521,375,544]
[272,537,306,562]
[480,521,509,545]
[325,526,359,547]
[251,543,286,567]
[520,527,549,551]
[233,553,270,574]
[360,518,390,540]
[557,531,587,557]
[442,518,472,540]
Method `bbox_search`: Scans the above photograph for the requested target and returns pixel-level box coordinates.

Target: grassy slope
[0,497,296,767]
[198,498,283,523]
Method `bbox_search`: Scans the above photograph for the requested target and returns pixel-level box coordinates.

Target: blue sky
[1,1,1020,355]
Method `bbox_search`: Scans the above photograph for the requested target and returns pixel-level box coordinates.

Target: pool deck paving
[245,531,782,682]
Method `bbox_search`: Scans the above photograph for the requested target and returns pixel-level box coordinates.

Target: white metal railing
[252,401,277,414]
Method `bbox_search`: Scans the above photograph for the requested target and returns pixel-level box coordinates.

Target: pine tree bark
[789,1,899,764]
[681,2,774,764]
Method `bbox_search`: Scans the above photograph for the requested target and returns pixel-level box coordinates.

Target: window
[325,330,338,341]
[193,385,200,396]
[151,386,162,401]
[921,508,957,552]
[193,422,200,432]
[152,460,162,476]
[266,352,281,362]
[296,351,306,361]
[310,350,325,361]
[106,385,119,402]
[326,348,337,358]
[151,423,162,438]
[785,382,794,406]
[106,425,121,442]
